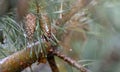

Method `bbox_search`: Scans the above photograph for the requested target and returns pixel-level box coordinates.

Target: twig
[0,0,94,72]
[35,0,40,14]
[47,49,59,72]
[0,41,91,72]
[51,49,92,72]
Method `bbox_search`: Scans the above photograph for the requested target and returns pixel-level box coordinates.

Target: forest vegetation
[0,0,120,72]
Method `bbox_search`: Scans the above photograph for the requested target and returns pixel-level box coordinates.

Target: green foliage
[1,0,120,72]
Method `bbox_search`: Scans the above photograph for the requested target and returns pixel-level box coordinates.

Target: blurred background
[1,0,120,72]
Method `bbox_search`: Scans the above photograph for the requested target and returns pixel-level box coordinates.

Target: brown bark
[0,42,40,72]
[0,41,91,72]
[47,50,60,72]
[0,0,93,72]
[52,49,92,72]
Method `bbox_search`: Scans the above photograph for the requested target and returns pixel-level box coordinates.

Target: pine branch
[51,49,92,72]
[0,0,94,72]
[47,49,59,72]
[0,41,92,72]
[0,41,41,72]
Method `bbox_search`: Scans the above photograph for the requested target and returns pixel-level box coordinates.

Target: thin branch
[51,49,92,72]
[0,0,94,72]
[0,41,92,72]
[39,7,59,72]
[47,49,59,72]
[35,0,40,14]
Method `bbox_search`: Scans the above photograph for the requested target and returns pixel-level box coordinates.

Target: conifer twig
[51,49,92,72]
[47,48,59,72]
[0,0,94,72]
[0,41,92,72]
